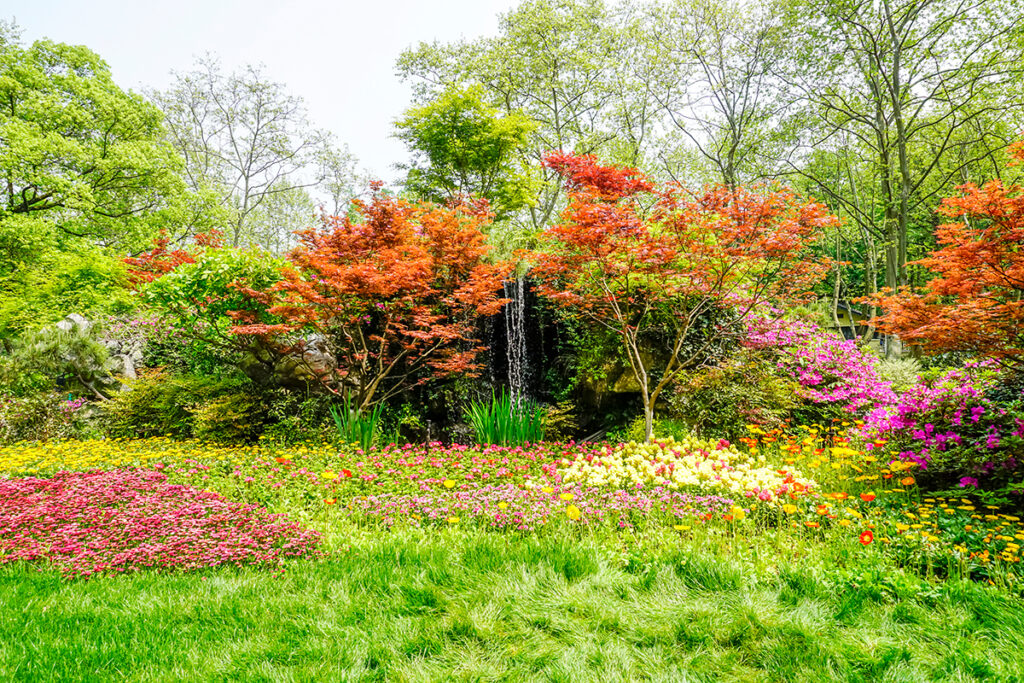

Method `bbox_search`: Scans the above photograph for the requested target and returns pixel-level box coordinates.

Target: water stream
[503,277,529,406]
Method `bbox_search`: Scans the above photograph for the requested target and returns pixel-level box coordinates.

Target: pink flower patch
[0,469,321,579]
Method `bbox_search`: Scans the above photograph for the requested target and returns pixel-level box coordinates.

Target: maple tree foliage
[865,142,1024,367]
[231,186,510,411]
[532,152,835,441]
[124,230,224,285]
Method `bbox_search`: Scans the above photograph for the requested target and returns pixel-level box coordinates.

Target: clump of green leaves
[329,396,384,453]
[466,389,545,446]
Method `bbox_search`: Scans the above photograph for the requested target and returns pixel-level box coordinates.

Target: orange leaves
[864,144,1024,366]
[231,189,510,408]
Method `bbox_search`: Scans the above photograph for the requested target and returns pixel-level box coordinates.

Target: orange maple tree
[231,187,509,411]
[866,143,1024,367]
[532,153,835,441]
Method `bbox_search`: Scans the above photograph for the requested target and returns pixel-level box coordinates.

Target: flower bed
[0,469,321,578]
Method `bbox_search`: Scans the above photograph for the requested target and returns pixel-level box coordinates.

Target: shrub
[667,347,802,440]
[745,315,897,416]
[102,370,266,442]
[0,392,87,444]
[863,364,1024,491]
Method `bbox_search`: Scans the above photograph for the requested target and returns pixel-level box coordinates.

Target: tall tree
[0,28,195,263]
[532,153,834,441]
[152,56,333,248]
[395,85,536,220]
[644,0,794,187]
[785,0,1024,294]
[397,0,661,230]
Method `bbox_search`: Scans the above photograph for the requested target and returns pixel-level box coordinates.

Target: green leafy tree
[395,85,536,220]
[0,28,196,258]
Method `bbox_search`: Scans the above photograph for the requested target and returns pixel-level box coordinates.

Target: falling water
[503,276,529,405]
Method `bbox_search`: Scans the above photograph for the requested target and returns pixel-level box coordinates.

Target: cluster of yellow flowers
[558,437,816,500]
[0,438,249,476]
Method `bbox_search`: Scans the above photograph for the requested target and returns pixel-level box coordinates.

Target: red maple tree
[532,153,835,441]
[866,142,1024,367]
[231,188,509,411]
[124,229,224,284]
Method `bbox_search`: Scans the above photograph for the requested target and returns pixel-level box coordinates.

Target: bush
[102,370,267,442]
[0,250,135,338]
[667,347,802,440]
[0,392,88,444]
[863,364,1024,492]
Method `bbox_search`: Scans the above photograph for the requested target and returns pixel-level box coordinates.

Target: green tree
[0,28,193,259]
[395,85,535,220]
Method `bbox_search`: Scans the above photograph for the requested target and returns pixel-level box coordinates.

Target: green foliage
[541,401,577,442]
[329,396,385,453]
[0,250,134,338]
[667,348,803,440]
[466,389,545,446]
[0,34,199,254]
[396,85,536,219]
[1,320,116,399]
[607,415,695,443]
[258,391,334,446]
[0,392,84,444]
[142,247,283,365]
[102,370,265,442]
[876,356,923,394]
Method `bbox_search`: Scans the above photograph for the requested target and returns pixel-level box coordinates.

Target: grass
[3,530,1023,682]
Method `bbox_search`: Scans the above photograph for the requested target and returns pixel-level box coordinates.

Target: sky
[9,0,523,182]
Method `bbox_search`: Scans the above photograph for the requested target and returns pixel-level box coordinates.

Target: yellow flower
[566,505,582,521]
[542,486,555,494]
[782,504,798,514]
[730,506,746,521]
[444,479,456,489]
[447,516,460,524]
[559,492,574,501]
[838,519,852,527]
[498,502,509,510]
[321,470,338,480]
[673,524,692,532]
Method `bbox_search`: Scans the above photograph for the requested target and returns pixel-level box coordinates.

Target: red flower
[859,530,874,545]
[341,469,353,478]
[860,492,876,502]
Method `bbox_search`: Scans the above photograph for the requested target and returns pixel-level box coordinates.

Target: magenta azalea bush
[744,316,897,416]
[862,366,1024,489]
[0,469,321,578]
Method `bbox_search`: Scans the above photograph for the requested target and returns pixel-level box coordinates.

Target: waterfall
[503,276,529,405]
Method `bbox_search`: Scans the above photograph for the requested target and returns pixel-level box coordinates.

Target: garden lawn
[2,530,1023,683]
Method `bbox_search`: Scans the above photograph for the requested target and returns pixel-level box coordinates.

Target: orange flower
[324,498,336,505]
[860,492,876,502]
[859,530,874,545]
[901,476,916,486]
[805,521,820,528]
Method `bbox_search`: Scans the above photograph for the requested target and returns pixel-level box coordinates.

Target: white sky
[8,0,523,183]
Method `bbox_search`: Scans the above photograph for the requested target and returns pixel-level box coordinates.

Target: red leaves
[124,230,224,285]
[865,144,1024,365]
[231,190,510,408]
[532,152,832,408]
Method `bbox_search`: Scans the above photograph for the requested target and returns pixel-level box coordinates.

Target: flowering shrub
[0,469,321,578]
[558,436,816,501]
[745,316,896,416]
[863,365,1024,489]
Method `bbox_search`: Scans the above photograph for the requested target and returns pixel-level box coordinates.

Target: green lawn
[3,531,1021,682]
